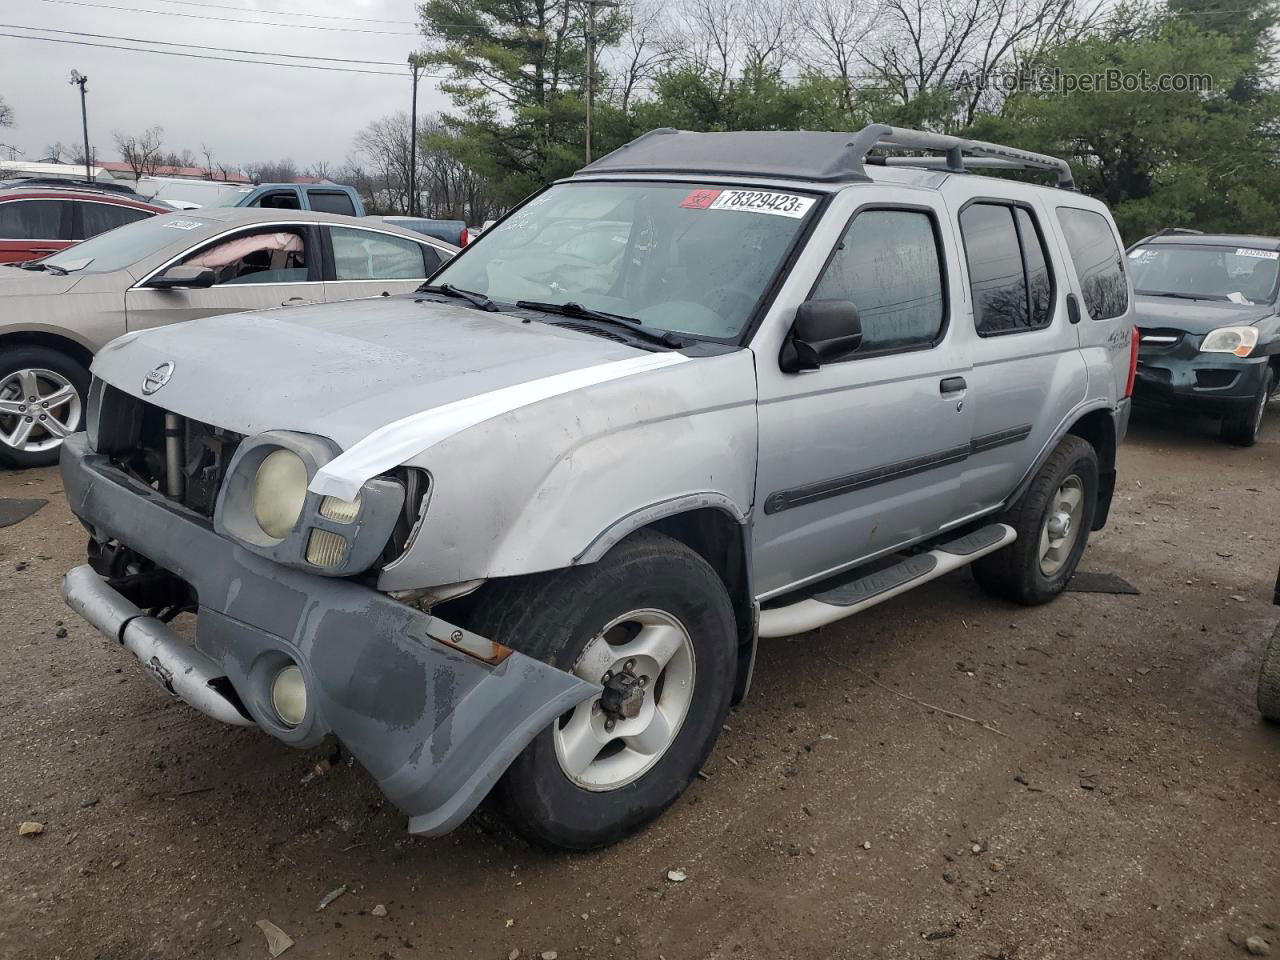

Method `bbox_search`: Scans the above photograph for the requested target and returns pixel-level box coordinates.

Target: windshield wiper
[1140,290,1226,302]
[417,282,498,312]
[18,261,68,275]
[515,300,688,348]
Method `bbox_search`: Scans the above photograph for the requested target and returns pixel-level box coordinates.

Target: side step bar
[757,523,1016,638]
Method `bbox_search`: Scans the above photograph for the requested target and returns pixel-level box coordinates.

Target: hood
[0,265,84,296]
[1133,294,1274,334]
[92,296,663,449]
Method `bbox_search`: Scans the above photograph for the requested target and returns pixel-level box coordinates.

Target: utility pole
[583,0,619,165]
[69,70,92,180]
[407,54,425,218]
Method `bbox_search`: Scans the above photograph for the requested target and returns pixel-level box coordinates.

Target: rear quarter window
[308,191,357,216]
[1056,207,1128,320]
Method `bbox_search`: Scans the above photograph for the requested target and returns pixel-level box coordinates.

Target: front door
[752,188,973,599]
[322,225,440,302]
[125,223,323,331]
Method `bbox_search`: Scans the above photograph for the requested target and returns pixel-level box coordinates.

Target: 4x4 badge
[141,361,175,395]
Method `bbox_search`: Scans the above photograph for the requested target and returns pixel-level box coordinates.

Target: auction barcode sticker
[1236,247,1279,260]
[681,188,814,218]
[163,219,206,231]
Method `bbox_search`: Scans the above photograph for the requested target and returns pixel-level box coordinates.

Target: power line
[0,22,411,65]
[27,0,421,35]
[143,0,415,25]
[0,30,445,76]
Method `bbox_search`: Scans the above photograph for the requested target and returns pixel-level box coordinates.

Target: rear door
[0,198,72,263]
[125,223,323,331]
[945,186,1089,518]
[322,225,443,301]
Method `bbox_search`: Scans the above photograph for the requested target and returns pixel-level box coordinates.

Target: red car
[0,186,168,264]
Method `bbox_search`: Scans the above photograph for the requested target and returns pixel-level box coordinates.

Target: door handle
[1066,292,1082,325]
[281,296,312,306]
[939,376,967,395]
[29,247,58,253]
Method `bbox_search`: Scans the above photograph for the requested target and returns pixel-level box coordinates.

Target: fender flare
[1006,399,1121,523]
[573,491,749,564]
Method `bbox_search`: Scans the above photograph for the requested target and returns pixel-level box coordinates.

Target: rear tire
[1259,626,1280,723]
[1221,367,1272,447]
[0,346,90,469]
[972,434,1099,606]
[462,530,737,850]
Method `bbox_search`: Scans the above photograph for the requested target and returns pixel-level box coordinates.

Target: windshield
[39,213,209,274]
[430,181,819,338]
[1128,242,1279,303]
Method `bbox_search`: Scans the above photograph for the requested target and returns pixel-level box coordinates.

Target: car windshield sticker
[1128,248,1156,261]
[1236,247,1279,260]
[697,189,814,218]
[680,189,722,209]
[1227,291,1253,304]
[163,219,206,231]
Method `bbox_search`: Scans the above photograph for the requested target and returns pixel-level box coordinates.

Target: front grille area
[92,380,242,517]
[1137,327,1184,353]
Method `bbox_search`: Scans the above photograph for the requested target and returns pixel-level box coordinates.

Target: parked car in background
[375,215,468,247]
[136,176,252,209]
[0,207,453,466]
[220,183,366,217]
[0,185,167,265]
[1127,230,1280,445]
[59,125,1135,849]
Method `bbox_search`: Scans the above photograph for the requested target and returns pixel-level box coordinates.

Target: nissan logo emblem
[141,361,175,395]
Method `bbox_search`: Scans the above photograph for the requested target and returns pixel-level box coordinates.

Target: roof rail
[1154,226,1203,236]
[855,124,1075,190]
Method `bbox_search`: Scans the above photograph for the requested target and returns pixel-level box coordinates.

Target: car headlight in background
[252,448,309,539]
[1201,325,1259,357]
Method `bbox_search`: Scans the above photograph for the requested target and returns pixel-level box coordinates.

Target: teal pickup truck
[221,182,365,217]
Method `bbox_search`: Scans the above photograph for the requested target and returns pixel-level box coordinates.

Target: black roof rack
[1154,227,1203,236]
[579,124,1075,190]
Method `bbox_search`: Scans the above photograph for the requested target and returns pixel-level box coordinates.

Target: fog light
[271,664,307,726]
[306,529,347,567]
[319,494,361,523]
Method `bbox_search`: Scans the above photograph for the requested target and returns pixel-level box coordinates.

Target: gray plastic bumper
[59,433,597,836]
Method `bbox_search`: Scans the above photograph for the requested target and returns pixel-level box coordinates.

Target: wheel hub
[599,668,646,721]
[1047,512,1072,540]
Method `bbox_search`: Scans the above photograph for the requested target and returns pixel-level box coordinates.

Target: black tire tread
[1221,368,1272,447]
[972,434,1098,606]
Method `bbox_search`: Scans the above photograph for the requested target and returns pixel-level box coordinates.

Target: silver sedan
[0,207,454,466]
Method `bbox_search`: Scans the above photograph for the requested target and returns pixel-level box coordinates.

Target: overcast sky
[0,0,449,170]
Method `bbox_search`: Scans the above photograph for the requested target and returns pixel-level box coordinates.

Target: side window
[421,245,444,275]
[308,191,356,216]
[959,201,1055,336]
[0,200,66,240]
[180,228,309,285]
[1056,207,1128,320]
[811,208,946,354]
[77,202,152,240]
[330,227,429,280]
[252,191,301,210]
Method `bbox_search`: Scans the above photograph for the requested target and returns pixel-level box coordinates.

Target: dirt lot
[1,409,1278,960]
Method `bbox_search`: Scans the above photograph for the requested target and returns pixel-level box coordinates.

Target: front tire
[0,346,90,468]
[464,530,737,850]
[1221,367,1273,447]
[972,434,1099,605]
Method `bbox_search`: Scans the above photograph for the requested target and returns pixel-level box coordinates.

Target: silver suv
[61,125,1137,850]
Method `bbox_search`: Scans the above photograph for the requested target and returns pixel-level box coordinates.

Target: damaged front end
[60,382,598,836]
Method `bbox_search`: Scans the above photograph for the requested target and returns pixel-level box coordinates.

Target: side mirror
[780,299,863,372]
[149,265,216,289]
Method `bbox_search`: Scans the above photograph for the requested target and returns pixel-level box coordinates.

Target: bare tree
[608,4,670,116]
[114,126,166,179]
[0,96,13,129]
[798,0,882,113]
[307,160,333,181]
[246,158,299,182]
[201,142,217,180]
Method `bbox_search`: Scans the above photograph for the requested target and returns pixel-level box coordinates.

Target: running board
[757,523,1016,638]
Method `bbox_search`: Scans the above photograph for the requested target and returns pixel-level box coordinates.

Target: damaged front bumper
[59,433,597,836]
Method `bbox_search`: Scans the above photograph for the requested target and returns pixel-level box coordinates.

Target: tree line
[412,0,1280,240]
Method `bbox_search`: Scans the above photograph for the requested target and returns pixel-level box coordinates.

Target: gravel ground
[1,408,1278,960]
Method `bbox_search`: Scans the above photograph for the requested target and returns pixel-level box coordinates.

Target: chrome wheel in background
[0,367,82,455]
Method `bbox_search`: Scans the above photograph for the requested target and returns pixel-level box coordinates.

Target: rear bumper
[59,433,596,836]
